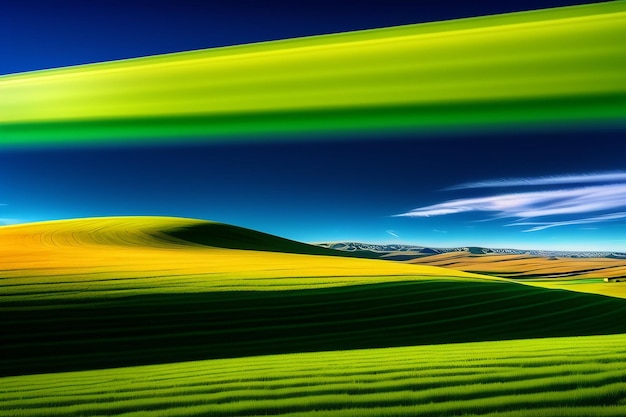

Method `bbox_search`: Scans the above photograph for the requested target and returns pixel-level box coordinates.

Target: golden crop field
[0,217,497,302]
[412,252,626,299]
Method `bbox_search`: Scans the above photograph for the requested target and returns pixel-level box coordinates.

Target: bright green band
[1,2,625,147]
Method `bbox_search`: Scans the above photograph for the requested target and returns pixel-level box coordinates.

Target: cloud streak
[395,184,626,220]
[447,171,626,190]
[506,212,626,232]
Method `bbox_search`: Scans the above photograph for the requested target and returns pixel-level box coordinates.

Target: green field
[2,334,625,417]
[3,279,626,377]
[1,216,625,415]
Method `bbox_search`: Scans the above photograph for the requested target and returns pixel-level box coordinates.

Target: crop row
[1,334,624,416]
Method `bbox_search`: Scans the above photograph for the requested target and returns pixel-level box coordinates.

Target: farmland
[1,216,625,415]
[411,252,626,299]
[3,1,625,415]
[412,252,626,279]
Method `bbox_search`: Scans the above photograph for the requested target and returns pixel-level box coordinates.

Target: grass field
[3,217,626,377]
[2,216,625,415]
[1,334,625,417]
[5,277,626,376]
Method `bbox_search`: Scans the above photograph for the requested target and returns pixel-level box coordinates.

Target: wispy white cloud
[432,229,447,233]
[395,184,626,220]
[447,171,626,190]
[386,230,399,238]
[506,212,626,232]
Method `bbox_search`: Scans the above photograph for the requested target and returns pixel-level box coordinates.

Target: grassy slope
[0,215,371,255]
[5,279,626,377]
[0,217,493,300]
[163,220,385,258]
[2,217,626,377]
[1,334,625,417]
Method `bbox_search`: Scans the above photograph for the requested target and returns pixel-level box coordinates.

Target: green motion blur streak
[1,2,625,147]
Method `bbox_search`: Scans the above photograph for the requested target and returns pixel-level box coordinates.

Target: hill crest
[0,216,371,258]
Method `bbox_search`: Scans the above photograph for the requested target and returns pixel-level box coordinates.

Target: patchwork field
[412,252,626,299]
[2,216,625,415]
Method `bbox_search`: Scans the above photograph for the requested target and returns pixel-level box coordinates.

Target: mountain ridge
[316,241,626,259]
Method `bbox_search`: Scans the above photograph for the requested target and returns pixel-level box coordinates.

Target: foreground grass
[1,334,625,417]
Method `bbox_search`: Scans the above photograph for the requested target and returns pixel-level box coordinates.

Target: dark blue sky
[2,128,626,251]
[1,0,609,76]
[2,0,625,251]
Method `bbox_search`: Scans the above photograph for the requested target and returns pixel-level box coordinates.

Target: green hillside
[163,221,377,257]
[2,334,625,417]
[2,215,625,417]
[3,279,626,376]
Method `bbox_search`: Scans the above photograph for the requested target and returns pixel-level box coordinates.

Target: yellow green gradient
[1,2,625,146]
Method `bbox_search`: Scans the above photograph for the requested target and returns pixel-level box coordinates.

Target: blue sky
[1,0,606,76]
[2,129,625,251]
[2,0,625,251]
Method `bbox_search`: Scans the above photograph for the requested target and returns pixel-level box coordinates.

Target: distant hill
[317,241,626,292]
[317,241,626,259]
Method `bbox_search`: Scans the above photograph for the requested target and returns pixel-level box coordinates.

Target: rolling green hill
[1,216,626,416]
[3,278,626,377]
[2,217,626,377]
[2,334,625,417]
[162,220,377,257]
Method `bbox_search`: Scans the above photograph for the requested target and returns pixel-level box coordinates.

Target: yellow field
[412,252,626,299]
[519,280,626,300]
[3,216,623,303]
[0,217,496,301]
[412,252,626,276]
